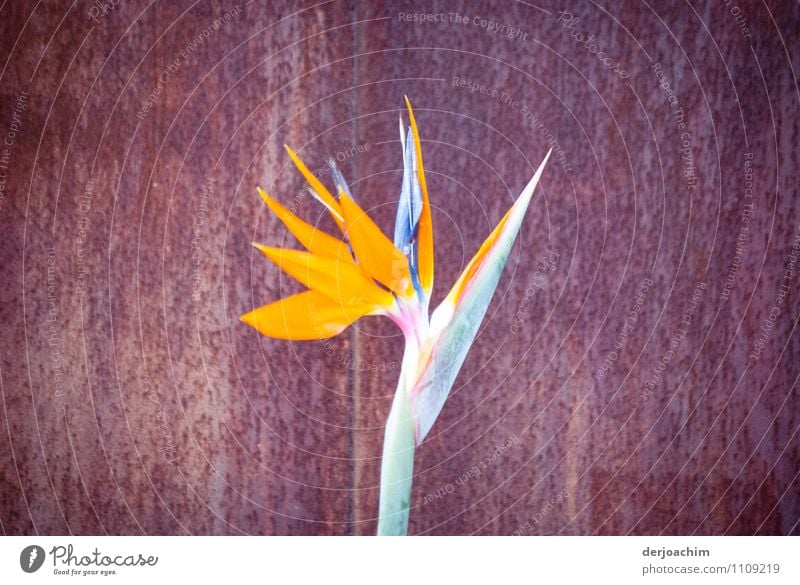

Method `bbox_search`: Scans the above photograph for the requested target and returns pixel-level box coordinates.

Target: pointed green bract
[409,151,552,444]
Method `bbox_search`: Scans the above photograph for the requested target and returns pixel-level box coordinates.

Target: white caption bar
[1,536,797,584]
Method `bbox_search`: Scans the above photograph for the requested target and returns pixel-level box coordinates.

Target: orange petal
[285,146,344,230]
[241,290,372,340]
[257,187,353,265]
[337,191,414,298]
[405,96,434,294]
[253,244,393,309]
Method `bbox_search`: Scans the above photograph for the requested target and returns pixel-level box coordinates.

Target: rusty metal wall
[1,0,798,535]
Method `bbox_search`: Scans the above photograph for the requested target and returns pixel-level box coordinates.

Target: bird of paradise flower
[242,98,551,535]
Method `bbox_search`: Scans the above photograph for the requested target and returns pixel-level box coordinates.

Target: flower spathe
[242,97,551,534]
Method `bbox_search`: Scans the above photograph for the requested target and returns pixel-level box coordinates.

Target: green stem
[376,341,418,536]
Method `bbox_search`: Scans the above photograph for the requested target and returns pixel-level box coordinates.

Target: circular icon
[20,545,45,573]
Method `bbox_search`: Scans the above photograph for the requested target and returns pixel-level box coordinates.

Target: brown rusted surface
[1,0,798,535]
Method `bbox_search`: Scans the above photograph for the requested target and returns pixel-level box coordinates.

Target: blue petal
[328,159,354,200]
[393,126,423,254]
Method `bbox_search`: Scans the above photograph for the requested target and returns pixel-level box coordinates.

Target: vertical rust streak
[349,0,364,536]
